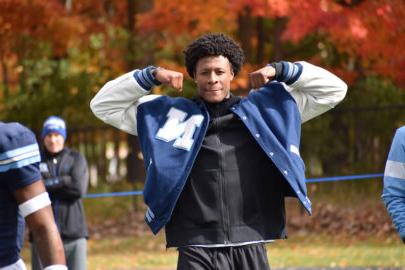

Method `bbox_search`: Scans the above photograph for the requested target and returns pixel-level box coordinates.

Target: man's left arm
[249,61,347,123]
[281,61,347,123]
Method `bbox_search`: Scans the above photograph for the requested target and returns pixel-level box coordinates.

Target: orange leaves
[347,17,368,40]
[1,0,404,90]
[0,0,85,58]
[282,0,343,43]
[0,0,127,59]
[326,0,405,86]
[276,0,405,87]
[230,0,290,17]
[136,0,236,37]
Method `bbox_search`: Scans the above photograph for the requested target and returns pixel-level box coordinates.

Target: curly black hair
[184,33,245,78]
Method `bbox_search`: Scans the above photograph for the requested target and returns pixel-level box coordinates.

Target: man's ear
[230,65,235,80]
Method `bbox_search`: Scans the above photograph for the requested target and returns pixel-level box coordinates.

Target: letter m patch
[155,107,204,151]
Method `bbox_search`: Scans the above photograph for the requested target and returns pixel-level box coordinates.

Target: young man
[0,122,66,270]
[91,33,347,269]
[382,126,405,244]
[31,116,89,270]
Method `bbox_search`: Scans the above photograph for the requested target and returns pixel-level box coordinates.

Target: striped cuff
[269,61,303,85]
[133,65,162,91]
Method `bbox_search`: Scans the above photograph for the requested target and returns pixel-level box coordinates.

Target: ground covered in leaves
[88,199,398,241]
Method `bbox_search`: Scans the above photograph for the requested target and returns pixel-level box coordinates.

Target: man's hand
[248,65,276,89]
[154,68,183,91]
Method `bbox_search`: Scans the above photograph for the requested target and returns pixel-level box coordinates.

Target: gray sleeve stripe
[385,160,405,180]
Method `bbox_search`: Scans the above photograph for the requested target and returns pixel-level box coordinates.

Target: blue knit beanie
[41,116,67,139]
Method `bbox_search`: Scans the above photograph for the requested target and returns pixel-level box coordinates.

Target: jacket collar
[193,94,241,118]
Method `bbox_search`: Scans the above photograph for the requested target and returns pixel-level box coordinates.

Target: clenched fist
[248,65,276,89]
[153,67,184,91]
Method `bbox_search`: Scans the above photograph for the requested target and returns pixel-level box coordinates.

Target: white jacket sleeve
[90,70,160,136]
[284,61,347,123]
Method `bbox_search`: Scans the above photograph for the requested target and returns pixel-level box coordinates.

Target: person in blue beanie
[382,126,405,244]
[0,122,67,270]
[91,33,347,269]
[31,116,89,270]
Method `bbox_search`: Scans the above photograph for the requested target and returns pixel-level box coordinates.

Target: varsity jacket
[382,126,405,243]
[164,94,299,247]
[90,61,347,235]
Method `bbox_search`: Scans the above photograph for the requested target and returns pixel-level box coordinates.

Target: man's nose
[208,73,218,84]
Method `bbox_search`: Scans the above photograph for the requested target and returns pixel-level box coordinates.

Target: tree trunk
[237,6,253,63]
[126,0,154,210]
[256,16,265,65]
[1,59,9,101]
[272,18,287,62]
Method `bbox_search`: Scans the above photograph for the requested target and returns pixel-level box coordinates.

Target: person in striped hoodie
[382,126,405,244]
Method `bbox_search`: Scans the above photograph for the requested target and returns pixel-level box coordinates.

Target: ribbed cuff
[133,65,162,91]
[269,61,303,85]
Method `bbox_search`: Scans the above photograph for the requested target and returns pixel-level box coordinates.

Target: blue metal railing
[83,173,385,199]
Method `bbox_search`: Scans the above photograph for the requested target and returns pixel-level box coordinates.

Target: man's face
[43,132,65,154]
[194,55,234,103]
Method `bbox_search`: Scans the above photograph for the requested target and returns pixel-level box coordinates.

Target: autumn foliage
[1,0,404,89]
[136,0,405,86]
[0,0,404,118]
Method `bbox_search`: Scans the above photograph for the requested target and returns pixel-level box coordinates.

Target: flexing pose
[91,33,347,269]
[0,122,66,270]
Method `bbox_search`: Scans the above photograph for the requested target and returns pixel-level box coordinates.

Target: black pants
[177,243,271,270]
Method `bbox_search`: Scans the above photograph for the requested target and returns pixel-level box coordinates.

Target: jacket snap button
[255,134,260,138]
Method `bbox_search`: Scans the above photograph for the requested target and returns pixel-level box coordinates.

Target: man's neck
[203,95,241,118]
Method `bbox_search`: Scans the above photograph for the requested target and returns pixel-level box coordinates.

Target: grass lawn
[21,187,405,269]
[266,235,404,268]
[21,233,405,269]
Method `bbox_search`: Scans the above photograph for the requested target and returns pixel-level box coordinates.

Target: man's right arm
[90,67,157,135]
[90,67,183,135]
